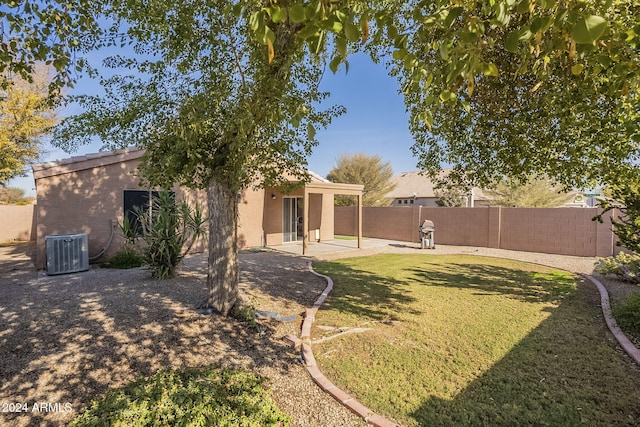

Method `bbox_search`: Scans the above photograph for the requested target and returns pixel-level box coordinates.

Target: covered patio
[300,182,364,256]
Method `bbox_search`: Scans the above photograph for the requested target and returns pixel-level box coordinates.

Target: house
[32,148,363,269]
[385,171,491,207]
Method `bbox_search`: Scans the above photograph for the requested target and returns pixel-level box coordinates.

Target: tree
[486,177,574,208]
[0,186,34,205]
[0,66,58,184]
[0,1,101,93]
[326,153,395,206]
[434,186,466,207]
[54,1,343,316]
[391,1,640,191]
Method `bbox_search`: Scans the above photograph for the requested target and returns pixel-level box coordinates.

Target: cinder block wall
[0,205,36,242]
[335,206,620,257]
[421,207,491,247]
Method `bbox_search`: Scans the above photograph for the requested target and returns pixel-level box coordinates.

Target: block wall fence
[0,205,36,242]
[335,206,621,257]
[0,204,622,258]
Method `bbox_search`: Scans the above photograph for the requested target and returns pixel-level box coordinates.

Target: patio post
[303,187,309,255]
[357,193,363,249]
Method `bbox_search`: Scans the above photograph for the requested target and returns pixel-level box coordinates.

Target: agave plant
[136,190,207,279]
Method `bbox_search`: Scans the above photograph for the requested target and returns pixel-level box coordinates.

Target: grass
[71,367,290,427]
[313,254,640,426]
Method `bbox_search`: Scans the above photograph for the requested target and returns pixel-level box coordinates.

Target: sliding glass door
[283,197,303,243]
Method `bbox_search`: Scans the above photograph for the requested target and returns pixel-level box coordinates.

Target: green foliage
[598,178,640,254]
[137,191,207,279]
[0,1,101,93]
[119,215,139,249]
[486,176,574,208]
[595,252,640,284]
[327,153,395,206]
[613,293,640,336]
[55,2,341,194]
[0,187,34,205]
[392,1,640,191]
[103,248,145,269]
[433,182,467,207]
[71,367,290,427]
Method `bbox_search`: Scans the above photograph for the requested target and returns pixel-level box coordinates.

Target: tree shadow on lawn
[407,278,640,426]
[314,262,420,322]
[406,261,577,305]
[315,257,575,323]
[0,251,323,426]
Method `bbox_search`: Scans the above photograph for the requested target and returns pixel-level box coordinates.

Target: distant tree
[0,187,34,205]
[487,177,574,208]
[0,66,58,184]
[327,153,395,206]
[434,186,466,207]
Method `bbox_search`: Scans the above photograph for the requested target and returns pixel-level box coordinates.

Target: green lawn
[313,254,640,426]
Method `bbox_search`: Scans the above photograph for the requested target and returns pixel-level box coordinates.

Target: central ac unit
[45,233,89,275]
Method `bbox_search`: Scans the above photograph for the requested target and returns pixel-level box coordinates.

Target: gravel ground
[1,241,638,427]
[0,244,364,427]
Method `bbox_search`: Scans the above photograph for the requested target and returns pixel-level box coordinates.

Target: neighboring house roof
[308,170,331,184]
[386,171,440,199]
[385,170,490,201]
[32,147,330,185]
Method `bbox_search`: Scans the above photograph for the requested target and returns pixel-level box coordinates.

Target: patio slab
[271,238,405,257]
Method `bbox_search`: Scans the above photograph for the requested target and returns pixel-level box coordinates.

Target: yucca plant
[136,190,207,279]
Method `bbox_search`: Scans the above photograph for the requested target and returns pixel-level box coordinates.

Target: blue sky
[8,52,420,196]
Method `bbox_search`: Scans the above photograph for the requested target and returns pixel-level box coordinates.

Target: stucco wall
[0,205,36,242]
[34,158,340,268]
[35,159,142,268]
[335,206,619,257]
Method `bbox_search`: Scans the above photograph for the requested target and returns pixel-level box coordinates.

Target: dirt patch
[0,246,363,426]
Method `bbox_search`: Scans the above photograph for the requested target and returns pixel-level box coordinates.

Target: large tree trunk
[206,180,240,316]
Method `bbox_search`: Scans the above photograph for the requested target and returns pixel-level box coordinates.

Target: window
[123,190,174,235]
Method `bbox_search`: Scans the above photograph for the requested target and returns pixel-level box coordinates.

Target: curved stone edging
[585,275,640,366]
[304,262,403,427]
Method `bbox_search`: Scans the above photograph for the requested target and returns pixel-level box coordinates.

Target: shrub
[137,191,207,279]
[596,177,640,254]
[71,367,290,427]
[613,293,640,336]
[595,252,640,284]
[103,248,145,269]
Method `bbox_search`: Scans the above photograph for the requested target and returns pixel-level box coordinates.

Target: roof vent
[45,233,89,275]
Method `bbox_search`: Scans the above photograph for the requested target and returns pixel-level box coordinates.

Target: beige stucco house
[32,148,363,269]
[386,171,491,207]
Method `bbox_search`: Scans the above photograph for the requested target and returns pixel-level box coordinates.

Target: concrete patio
[271,237,419,257]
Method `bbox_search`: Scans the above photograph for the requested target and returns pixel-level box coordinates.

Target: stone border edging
[585,275,640,366]
[304,262,403,427]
